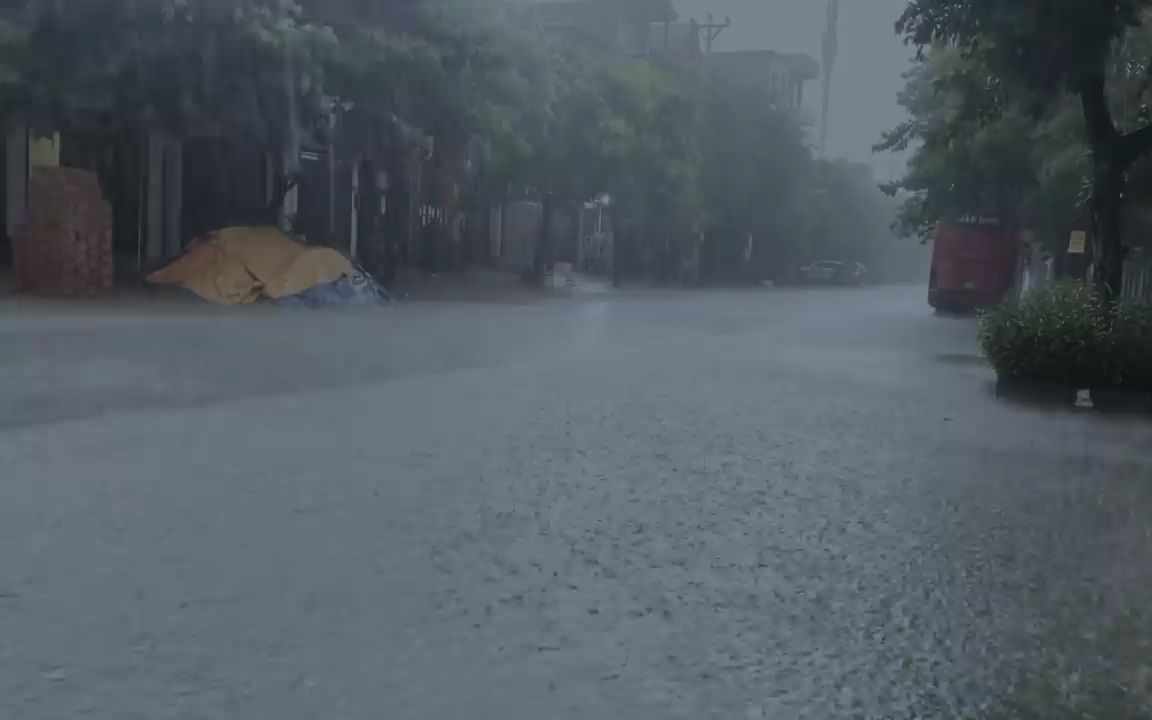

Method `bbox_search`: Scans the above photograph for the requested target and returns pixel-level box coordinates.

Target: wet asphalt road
[1,286,1151,719]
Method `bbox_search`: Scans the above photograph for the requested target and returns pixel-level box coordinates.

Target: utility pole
[820,0,840,158]
[696,12,730,54]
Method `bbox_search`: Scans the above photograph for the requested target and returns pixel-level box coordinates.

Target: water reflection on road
[0,286,1150,718]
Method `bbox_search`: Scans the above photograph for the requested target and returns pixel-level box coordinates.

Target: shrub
[979,283,1116,387]
[1113,305,1152,392]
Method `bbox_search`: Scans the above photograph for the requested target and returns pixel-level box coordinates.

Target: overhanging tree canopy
[4,0,334,143]
[876,46,1067,242]
[896,0,1152,298]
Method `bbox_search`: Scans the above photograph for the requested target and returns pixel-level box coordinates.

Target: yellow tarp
[147,227,353,305]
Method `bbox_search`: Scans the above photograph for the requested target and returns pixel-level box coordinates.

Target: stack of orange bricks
[14,167,114,297]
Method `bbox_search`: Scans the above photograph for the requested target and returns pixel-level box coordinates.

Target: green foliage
[0,0,901,283]
[882,13,1152,250]
[809,160,895,262]
[896,0,1147,96]
[521,48,707,276]
[895,0,1152,298]
[702,77,810,268]
[978,283,1152,388]
[877,47,1084,244]
[697,73,905,279]
[595,59,703,233]
[1113,304,1152,390]
[1,0,335,142]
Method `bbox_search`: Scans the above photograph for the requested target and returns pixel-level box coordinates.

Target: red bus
[928,218,1020,312]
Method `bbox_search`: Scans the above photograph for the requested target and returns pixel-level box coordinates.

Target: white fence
[1122,250,1152,307]
[1019,243,1152,307]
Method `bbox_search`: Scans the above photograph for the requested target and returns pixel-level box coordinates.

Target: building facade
[706,50,820,123]
[522,0,677,56]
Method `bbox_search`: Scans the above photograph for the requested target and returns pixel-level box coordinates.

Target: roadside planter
[1092,308,1152,412]
[992,376,1080,407]
[992,377,1152,412]
[980,284,1152,412]
[1089,387,1152,413]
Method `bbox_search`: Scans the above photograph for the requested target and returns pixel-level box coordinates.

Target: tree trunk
[1089,154,1126,300]
[1080,74,1127,302]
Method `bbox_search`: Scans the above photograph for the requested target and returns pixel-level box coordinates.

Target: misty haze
[0,1,1150,719]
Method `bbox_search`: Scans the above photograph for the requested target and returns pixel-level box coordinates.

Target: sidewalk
[0,263,618,308]
[389,267,612,303]
[389,267,543,303]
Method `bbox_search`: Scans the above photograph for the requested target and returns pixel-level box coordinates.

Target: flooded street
[1,286,1151,718]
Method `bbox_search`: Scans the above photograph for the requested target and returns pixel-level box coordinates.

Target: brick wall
[13,168,113,297]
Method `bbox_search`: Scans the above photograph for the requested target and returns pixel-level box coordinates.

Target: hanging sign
[1068,230,1087,255]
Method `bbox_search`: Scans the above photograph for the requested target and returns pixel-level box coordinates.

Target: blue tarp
[273,266,392,308]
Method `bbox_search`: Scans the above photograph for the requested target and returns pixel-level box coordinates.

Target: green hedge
[979,283,1152,390]
[1113,304,1152,391]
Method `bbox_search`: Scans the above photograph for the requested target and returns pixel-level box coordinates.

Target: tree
[876,47,1066,242]
[3,0,333,145]
[535,49,704,281]
[312,0,557,183]
[603,59,703,281]
[896,0,1152,299]
[701,78,811,279]
[0,0,894,287]
[807,160,895,265]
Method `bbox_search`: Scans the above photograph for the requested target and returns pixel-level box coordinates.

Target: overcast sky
[676,0,913,179]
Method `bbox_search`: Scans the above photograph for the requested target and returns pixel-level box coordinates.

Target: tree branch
[1079,72,1119,150]
[1120,120,1152,164]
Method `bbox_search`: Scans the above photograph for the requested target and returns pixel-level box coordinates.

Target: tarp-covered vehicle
[147,227,390,307]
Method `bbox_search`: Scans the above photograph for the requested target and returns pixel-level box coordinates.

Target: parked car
[799,260,867,285]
